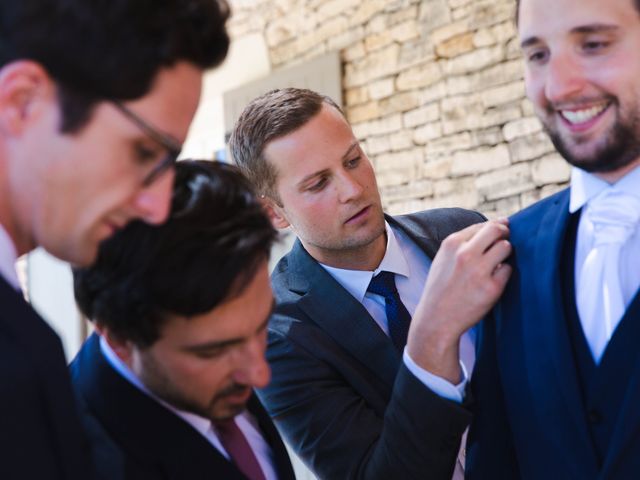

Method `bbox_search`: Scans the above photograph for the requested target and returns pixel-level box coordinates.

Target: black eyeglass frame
[112,101,183,186]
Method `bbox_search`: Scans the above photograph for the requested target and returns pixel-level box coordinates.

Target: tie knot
[367,271,398,298]
[586,189,640,246]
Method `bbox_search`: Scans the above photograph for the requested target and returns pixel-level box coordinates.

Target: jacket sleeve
[257,316,472,480]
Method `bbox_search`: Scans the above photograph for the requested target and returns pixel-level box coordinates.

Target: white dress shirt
[570,165,640,357]
[321,221,473,404]
[100,336,279,480]
[0,223,19,290]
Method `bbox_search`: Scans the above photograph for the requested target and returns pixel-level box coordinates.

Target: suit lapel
[247,395,295,480]
[601,289,640,477]
[521,191,598,473]
[288,241,400,388]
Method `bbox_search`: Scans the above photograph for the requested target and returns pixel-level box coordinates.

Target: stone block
[345,86,369,107]
[503,116,543,141]
[442,44,505,76]
[389,131,415,151]
[379,91,420,116]
[531,153,571,185]
[422,157,454,179]
[481,80,525,108]
[366,135,392,155]
[473,20,516,48]
[369,78,395,100]
[475,162,534,201]
[509,131,554,163]
[436,32,475,58]
[414,122,444,144]
[396,61,443,91]
[403,103,441,128]
[451,144,511,176]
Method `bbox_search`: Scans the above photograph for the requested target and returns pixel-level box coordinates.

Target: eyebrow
[521,24,620,49]
[296,141,361,188]
[180,301,275,354]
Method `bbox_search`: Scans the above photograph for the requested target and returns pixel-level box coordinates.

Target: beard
[542,97,640,173]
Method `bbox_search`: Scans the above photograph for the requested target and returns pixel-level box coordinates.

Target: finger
[491,262,512,287]
[465,221,510,254]
[449,222,485,242]
[483,239,512,269]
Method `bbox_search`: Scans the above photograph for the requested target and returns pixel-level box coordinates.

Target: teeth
[561,104,608,124]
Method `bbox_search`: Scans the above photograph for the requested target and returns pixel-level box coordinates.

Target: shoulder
[509,188,569,238]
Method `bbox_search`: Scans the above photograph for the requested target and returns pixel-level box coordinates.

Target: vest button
[587,409,602,424]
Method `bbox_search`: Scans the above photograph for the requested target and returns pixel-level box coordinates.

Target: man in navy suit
[0,1,231,478]
[230,88,512,479]
[468,0,640,477]
[71,161,295,480]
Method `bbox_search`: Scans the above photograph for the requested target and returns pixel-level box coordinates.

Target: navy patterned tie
[367,271,411,351]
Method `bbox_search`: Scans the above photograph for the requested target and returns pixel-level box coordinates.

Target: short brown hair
[229,88,343,203]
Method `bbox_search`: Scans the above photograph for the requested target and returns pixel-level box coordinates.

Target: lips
[557,101,611,130]
[345,206,370,224]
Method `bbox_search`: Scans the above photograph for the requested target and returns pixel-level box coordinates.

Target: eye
[193,347,226,360]
[582,40,608,53]
[345,156,361,168]
[133,142,162,165]
[307,177,328,192]
[526,48,548,64]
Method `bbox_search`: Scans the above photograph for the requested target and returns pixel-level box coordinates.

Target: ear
[261,196,290,230]
[97,324,135,365]
[0,60,54,137]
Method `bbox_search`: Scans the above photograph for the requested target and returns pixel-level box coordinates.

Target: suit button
[587,410,602,424]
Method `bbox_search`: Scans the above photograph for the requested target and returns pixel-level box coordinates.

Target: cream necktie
[577,189,640,363]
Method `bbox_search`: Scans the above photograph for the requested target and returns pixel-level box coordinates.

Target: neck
[592,158,640,184]
[0,161,30,257]
[304,231,387,271]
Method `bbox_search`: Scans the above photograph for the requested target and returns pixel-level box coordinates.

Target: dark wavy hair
[0,0,230,132]
[73,160,277,347]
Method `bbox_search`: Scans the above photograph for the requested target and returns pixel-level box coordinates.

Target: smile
[559,102,610,125]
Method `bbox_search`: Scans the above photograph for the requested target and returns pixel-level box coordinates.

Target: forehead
[518,0,639,40]
[263,104,356,182]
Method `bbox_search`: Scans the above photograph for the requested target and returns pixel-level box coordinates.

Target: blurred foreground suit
[0,276,91,479]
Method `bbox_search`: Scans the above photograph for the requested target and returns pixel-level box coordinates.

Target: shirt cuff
[402,347,468,404]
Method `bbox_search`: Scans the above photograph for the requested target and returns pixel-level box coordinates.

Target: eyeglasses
[112,101,183,186]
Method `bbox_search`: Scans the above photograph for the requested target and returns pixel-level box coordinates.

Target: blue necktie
[367,271,411,351]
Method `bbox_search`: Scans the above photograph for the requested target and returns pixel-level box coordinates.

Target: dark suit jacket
[70,333,296,480]
[467,188,640,479]
[0,275,92,480]
[257,209,485,480]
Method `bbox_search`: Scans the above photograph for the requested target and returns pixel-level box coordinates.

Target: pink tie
[215,419,267,480]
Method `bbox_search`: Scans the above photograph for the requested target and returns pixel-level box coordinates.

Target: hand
[407,219,512,383]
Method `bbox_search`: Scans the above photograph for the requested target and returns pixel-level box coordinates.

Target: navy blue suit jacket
[70,333,295,480]
[468,188,640,479]
[258,209,484,480]
[0,275,92,479]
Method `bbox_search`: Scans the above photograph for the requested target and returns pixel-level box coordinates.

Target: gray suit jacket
[257,208,484,480]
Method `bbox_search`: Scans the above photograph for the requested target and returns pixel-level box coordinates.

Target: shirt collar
[570,165,640,213]
[320,221,411,303]
[0,223,19,289]
[99,335,213,438]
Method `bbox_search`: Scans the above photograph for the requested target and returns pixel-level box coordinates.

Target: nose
[544,51,585,104]
[232,337,271,389]
[337,170,364,203]
[131,167,175,225]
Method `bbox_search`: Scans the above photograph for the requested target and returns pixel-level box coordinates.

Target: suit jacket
[467,188,640,479]
[0,275,92,480]
[70,333,296,480]
[257,209,485,480]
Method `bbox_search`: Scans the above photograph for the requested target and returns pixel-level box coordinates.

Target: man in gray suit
[230,88,511,480]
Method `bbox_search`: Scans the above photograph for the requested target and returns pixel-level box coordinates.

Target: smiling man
[230,88,512,479]
[467,0,640,478]
[71,161,295,480]
[0,1,230,478]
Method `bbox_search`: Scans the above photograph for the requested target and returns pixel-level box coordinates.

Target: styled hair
[229,87,343,202]
[514,0,640,23]
[73,160,277,347]
[0,0,230,132]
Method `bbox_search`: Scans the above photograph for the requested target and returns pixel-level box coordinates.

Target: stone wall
[227,0,571,218]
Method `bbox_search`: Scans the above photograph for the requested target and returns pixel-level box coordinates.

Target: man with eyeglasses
[0,1,230,478]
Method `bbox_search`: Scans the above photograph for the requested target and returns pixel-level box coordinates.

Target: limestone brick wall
[227,0,571,217]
